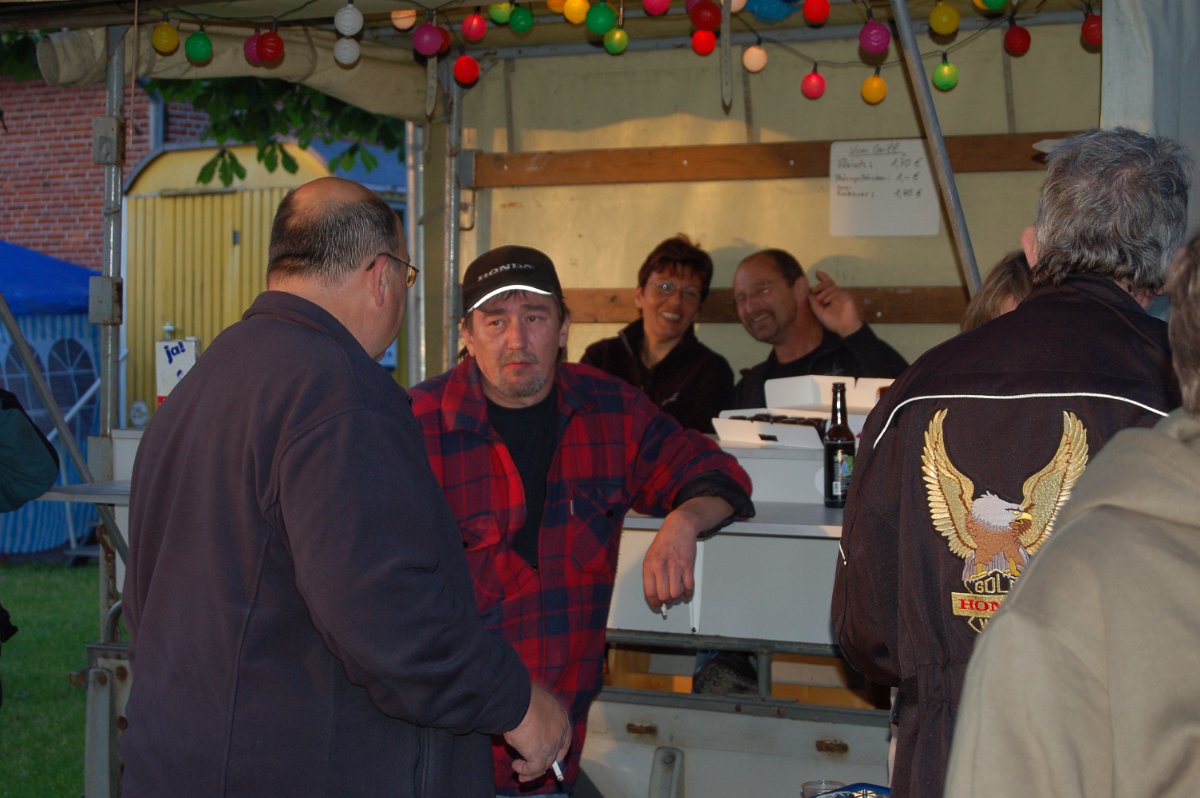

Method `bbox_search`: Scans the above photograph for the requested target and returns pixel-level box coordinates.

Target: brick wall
[0,76,207,270]
[165,101,210,142]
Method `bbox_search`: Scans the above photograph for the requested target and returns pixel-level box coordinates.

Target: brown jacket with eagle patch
[832,275,1178,798]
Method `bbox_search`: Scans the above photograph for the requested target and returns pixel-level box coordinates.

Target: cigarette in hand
[660,604,668,619]
[552,760,565,782]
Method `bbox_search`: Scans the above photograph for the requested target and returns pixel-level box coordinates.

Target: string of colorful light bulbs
[145,0,1101,98]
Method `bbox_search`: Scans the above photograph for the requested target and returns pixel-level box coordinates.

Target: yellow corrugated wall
[123,145,328,420]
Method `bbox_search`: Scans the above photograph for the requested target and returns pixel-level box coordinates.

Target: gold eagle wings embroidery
[922,408,1089,579]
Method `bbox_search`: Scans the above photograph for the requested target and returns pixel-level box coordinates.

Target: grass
[0,560,98,798]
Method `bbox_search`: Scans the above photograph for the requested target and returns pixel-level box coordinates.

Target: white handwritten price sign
[829,139,939,237]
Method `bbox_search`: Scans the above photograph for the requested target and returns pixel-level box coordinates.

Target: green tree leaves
[147,77,405,187]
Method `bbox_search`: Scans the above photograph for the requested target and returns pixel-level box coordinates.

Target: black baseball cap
[461,245,563,313]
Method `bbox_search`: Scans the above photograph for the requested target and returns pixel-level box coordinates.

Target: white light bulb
[333,36,361,65]
[741,44,767,72]
[334,2,364,36]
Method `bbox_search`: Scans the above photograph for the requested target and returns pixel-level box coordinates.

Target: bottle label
[833,450,854,495]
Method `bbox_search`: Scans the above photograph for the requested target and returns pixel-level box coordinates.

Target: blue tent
[1,241,100,554]
[0,240,91,315]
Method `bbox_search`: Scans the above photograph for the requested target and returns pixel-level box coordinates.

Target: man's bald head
[268,177,400,286]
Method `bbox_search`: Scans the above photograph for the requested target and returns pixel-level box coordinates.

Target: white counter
[610,438,845,648]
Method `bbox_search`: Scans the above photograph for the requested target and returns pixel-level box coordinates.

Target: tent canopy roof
[0,241,93,316]
[1,0,1087,46]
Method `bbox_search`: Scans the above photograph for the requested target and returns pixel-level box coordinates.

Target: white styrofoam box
[714,375,892,448]
[764,374,892,417]
[713,411,827,448]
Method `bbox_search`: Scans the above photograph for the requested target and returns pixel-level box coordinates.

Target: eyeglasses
[377,252,419,288]
[649,281,702,304]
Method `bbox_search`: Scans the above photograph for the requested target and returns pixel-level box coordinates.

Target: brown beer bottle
[823,382,855,508]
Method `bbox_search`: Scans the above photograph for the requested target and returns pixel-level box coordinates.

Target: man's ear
[793,274,810,303]
[558,312,571,349]
[459,316,475,358]
[1020,225,1040,268]
[367,256,388,307]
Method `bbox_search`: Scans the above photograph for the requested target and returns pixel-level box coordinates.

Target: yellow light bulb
[391,9,418,30]
[151,21,180,55]
[861,74,887,105]
[563,0,590,25]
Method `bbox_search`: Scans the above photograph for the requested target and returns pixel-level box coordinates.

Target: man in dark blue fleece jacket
[122,177,569,797]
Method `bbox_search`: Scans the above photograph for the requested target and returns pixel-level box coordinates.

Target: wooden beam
[473,132,1078,189]
[564,286,968,325]
[856,286,970,325]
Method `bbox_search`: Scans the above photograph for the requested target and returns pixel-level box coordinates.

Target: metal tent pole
[74,25,130,564]
[404,121,427,386]
[443,67,464,367]
[890,0,982,294]
[98,26,125,439]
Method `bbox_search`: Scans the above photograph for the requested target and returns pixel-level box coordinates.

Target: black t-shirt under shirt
[487,389,557,568]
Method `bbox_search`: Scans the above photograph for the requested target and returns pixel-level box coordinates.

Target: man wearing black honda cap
[409,245,755,797]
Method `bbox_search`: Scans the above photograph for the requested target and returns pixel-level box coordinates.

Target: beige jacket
[945,409,1200,797]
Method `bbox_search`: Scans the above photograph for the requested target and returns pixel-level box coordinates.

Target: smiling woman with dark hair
[580,234,733,433]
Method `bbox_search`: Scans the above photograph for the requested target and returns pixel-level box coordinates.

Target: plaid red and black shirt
[409,359,752,795]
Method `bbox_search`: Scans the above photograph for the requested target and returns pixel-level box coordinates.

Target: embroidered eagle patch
[922,408,1088,633]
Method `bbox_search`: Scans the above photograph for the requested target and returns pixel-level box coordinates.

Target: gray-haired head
[267,177,400,284]
[1033,127,1191,293]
